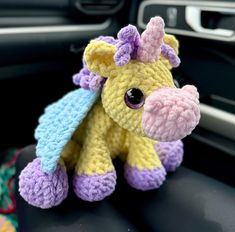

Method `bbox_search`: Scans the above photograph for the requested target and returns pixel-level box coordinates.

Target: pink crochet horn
[137,16,165,63]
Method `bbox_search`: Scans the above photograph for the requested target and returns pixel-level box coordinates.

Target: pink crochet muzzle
[142,85,200,141]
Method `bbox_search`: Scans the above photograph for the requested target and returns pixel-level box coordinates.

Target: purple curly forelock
[73,20,181,91]
[114,25,140,66]
[161,43,181,68]
[113,22,180,67]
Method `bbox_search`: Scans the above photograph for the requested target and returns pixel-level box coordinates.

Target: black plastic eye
[124,88,145,109]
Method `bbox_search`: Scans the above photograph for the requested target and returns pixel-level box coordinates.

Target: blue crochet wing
[35,88,99,173]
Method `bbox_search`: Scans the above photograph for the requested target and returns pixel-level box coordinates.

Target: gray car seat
[15,145,235,232]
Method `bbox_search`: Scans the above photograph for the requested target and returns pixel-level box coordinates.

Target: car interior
[0,0,235,231]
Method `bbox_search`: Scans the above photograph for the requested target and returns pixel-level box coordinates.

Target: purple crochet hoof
[124,165,166,191]
[155,140,184,172]
[19,158,68,208]
[73,171,117,202]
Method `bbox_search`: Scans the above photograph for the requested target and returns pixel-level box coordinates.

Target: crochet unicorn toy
[19,16,200,208]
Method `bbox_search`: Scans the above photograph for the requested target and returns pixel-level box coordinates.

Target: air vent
[74,0,124,15]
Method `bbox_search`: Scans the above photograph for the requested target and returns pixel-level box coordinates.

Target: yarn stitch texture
[35,88,99,173]
[19,16,200,208]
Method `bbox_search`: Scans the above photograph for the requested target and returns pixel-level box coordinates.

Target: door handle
[185,6,235,37]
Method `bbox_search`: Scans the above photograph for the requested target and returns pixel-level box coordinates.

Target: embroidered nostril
[124,88,145,109]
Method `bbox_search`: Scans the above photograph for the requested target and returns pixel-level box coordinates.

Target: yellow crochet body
[61,35,178,176]
[61,100,161,176]
[19,17,195,207]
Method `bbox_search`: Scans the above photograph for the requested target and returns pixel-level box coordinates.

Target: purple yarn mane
[73,24,180,91]
[161,43,181,68]
[73,36,118,91]
[73,25,140,91]
[72,59,106,92]
[114,25,140,66]
[72,28,139,91]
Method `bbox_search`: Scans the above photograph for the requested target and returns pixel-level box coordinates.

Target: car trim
[191,132,235,156]
[199,103,235,141]
[138,0,235,42]
[0,19,111,35]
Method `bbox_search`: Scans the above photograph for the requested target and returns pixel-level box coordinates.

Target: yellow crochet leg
[60,139,81,171]
[73,101,117,202]
[124,133,166,191]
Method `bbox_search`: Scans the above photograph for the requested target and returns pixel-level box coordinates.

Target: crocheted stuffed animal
[19,17,200,208]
